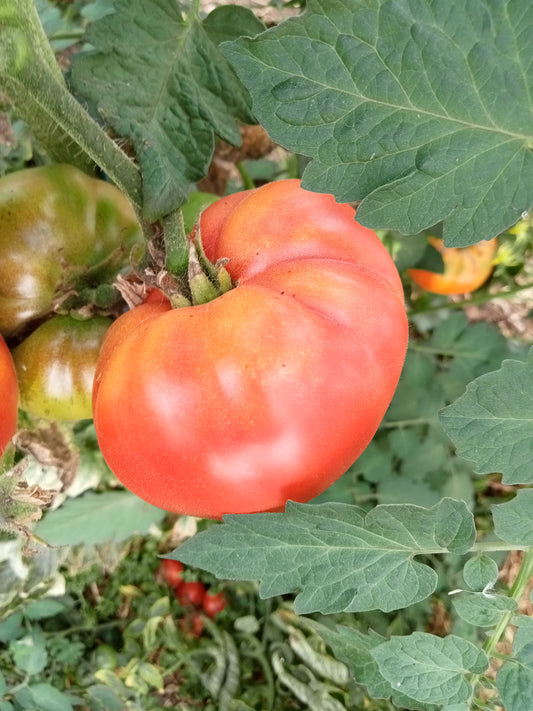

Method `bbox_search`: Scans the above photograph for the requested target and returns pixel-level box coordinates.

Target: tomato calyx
[187,228,232,305]
[127,222,233,309]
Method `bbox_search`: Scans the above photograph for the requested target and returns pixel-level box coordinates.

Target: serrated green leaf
[513,615,533,663]
[434,498,475,554]
[71,0,263,219]
[202,4,265,47]
[452,591,517,627]
[463,554,499,591]
[371,632,487,705]
[496,661,533,711]
[34,491,166,546]
[27,684,74,711]
[492,489,533,545]
[86,684,124,711]
[313,623,438,710]
[10,628,48,675]
[440,353,533,485]
[174,499,473,615]
[223,0,533,244]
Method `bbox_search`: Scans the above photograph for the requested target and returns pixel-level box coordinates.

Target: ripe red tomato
[93,179,408,518]
[0,336,18,456]
[202,591,226,618]
[176,581,206,608]
[12,315,111,421]
[408,237,498,295]
[159,559,184,589]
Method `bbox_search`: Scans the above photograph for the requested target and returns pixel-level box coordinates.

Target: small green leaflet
[71,1,264,219]
[371,632,488,706]
[439,352,533,485]
[312,624,438,710]
[492,489,533,546]
[496,615,533,711]
[496,661,533,711]
[34,490,166,546]
[174,499,475,615]
[462,554,499,591]
[452,591,517,627]
[223,0,533,245]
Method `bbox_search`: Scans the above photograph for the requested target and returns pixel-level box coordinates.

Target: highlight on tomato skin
[408,237,498,296]
[92,179,409,520]
[12,315,111,421]
[0,336,18,456]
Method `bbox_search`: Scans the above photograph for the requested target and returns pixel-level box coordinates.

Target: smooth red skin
[176,581,206,607]
[0,336,18,455]
[202,591,226,618]
[93,179,408,519]
[159,559,184,589]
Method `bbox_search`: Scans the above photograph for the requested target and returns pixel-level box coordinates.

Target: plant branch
[1,0,142,211]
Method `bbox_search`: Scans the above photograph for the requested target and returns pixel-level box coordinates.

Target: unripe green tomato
[13,315,111,421]
[0,164,141,337]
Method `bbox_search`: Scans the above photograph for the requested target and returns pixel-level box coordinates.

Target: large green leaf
[439,352,533,485]
[71,0,264,219]
[223,0,533,245]
[174,498,475,615]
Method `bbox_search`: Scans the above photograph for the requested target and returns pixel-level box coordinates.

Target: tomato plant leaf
[462,554,499,591]
[174,498,474,614]
[71,0,264,220]
[223,0,533,245]
[312,624,438,710]
[451,591,518,627]
[27,683,75,711]
[370,632,488,706]
[34,491,166,546]
[492,489,533,546]
[439,352,533,485]
[496,661,533,711]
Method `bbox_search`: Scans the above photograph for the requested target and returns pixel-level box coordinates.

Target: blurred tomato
[408,237,498,295]
[0,336,17,455]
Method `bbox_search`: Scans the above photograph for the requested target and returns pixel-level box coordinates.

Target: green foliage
[71,0,265,219]
[175,498,475,615]
[440,350,533,484]
[34,490,166,546]
[1,1,533,709]
[223,0,533,245]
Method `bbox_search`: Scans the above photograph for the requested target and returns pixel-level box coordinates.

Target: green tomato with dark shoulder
[13,315,111,421]
[0,164,141,337]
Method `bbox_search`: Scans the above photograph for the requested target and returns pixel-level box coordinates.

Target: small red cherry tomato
[159,559,184,588]
[176,581,206,607]
[202,591,226,618]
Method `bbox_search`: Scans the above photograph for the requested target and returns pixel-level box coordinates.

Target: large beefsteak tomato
[93,180,408,519]
[0,336,18,456]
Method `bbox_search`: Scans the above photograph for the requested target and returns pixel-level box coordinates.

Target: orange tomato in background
[408,237,498,295]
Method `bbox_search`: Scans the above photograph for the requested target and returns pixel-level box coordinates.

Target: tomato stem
[1,0,142,208]
[162,209,189,278]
